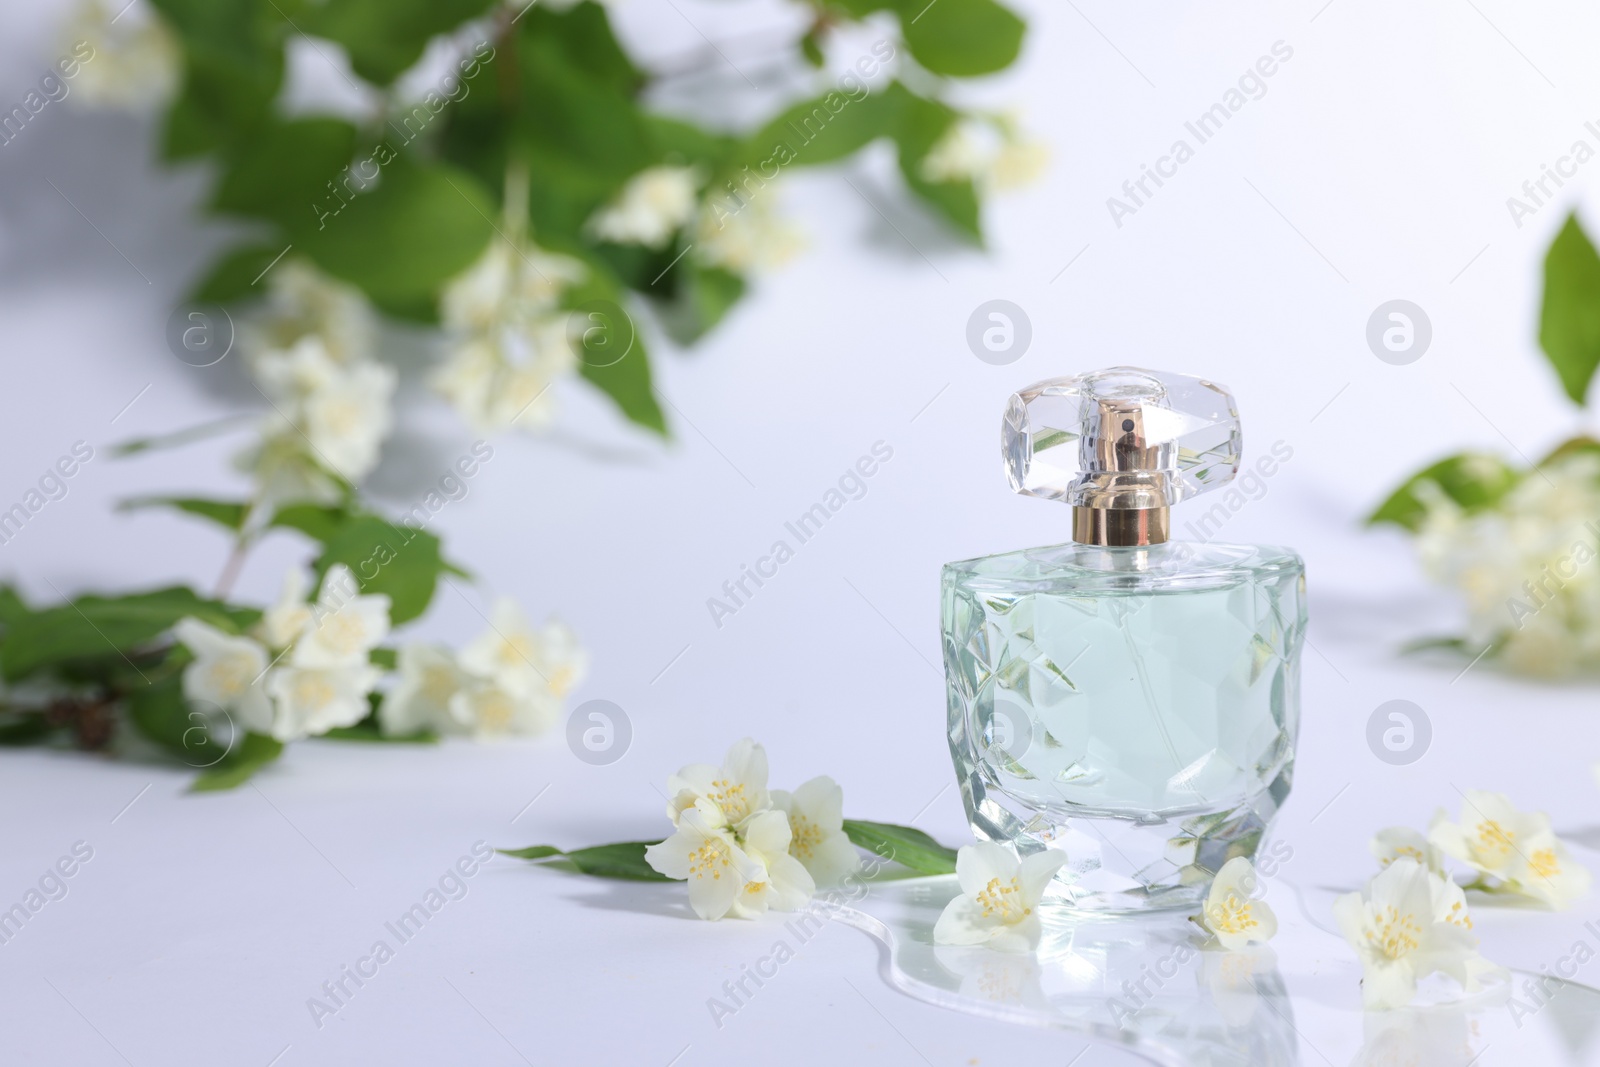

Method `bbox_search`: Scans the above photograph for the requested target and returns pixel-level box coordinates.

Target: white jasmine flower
[1429,791,1592,908]
[644,808,769,921]
[934,843,1066,953]
[1333,858,1499,1010]
[266,663,379,741]
[302,358,396,481]
[1412,453,1600,676]
[255,568,313,650]
[64,0,179,111]
[432,322,575,434]
[771,775,860,887]
[379,644,466,736]
[695,190,805,273]
[665,737,770,831]
[441,240,587,334]
[235,427,343,509]
[588,165,700,248]
[292,564,391,669]
[920,116,1048,192]
[1371,826,1446,876]
[447,675,557,740]
[242,260,374,367]
[729,809,816,916]
[920,121,987,184]
[457,597,586,697]
[173,617,273,734]
[1195,857,1277,950]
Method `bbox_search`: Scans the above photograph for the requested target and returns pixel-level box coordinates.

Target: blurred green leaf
[1,588,250,683]
[125,668,231,769]
[735,88,896,171]
[1367,453,1521,532]
[1540,212,1600,407]
[499,841,672,881]
[119,497,250,534]
[211,118,357,231]
[890,83,980,241]
[306,514,448,625]
[564,270,666,434]
[842,819,957,874]
[660,263,745,345]
[521,1,641,96]
[297,159,496,304]
[801,29,826,68]
[0,711,52,746]
[190,244,288,304]
[190,732,283,791]
[900,0,1025,77]
[302,0,498,86]
[151,0,288,159]
[1541,435,1600,466]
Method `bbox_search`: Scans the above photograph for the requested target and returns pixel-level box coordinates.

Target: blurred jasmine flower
[292,564,391,669]
[1195,857,1277,950]
[173,617,273,734]
[666,736,770,830]
[379,644,467,737]
[435,237,586,434]
[695,189,805,273]
[267,663,380,741]
[64,0,179,112]
[772,775,860,887]
[588,165,700,248]
[1413,453,1600,676]
[934,842,1066,953]
[448,674,556,740]
[920,114,1048,192]
[255,568,313,650]
[1333,858,1499,1010]
[457,597,586,698]
[300,357,396,480]
[1371,826,1446,876]
[251,260,376,366]
[1429,790,1591,908]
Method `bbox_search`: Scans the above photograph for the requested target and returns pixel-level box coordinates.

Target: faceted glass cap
[1002,367,1241,508]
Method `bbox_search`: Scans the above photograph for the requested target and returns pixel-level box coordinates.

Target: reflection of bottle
[941,367,1306,913]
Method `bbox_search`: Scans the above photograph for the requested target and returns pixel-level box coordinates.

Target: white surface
[3,1,1600,1064]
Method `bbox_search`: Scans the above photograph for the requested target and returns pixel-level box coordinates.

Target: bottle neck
[1072,506,1170,547]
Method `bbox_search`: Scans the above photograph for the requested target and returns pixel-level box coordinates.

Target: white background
[2,0,1600,1064]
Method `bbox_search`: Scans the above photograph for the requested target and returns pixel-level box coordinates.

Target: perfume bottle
[941,367,1306,913]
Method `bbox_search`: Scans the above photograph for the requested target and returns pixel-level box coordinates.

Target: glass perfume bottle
[941,367,1306,913]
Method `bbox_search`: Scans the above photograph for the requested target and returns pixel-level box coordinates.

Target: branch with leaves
[1370,212,1600,676]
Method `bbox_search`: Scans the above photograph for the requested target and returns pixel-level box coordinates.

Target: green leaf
[842,819,957,875]
[1540,213,1600,406]
[119,497,251,534]
[211,118,358,232]
[112,415,253,458]
[735,88,896,172]
[322,722,438,743]
[801,29,826,68]
[565,270,667,434]
[0,711,53,746]
[151,0,288,159]
[369,647,398,671]
[125,668,229,768]
[645,116,738,172]
[900,0,1025,77]
[191,243,290,304]
[310,514,447,625]
[660,263,746,345]
[302,0,498,86]
[297,159,496,304]
[499,841,672,881]
[1,588,250,683]
[890,83,981,241]
[1367,453,1522,532]
[190,733,284,791]
[269,503,350,544]
[520,1,641,97]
